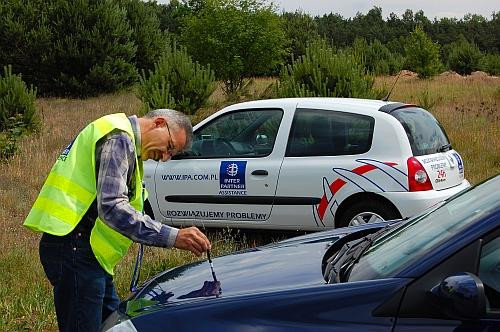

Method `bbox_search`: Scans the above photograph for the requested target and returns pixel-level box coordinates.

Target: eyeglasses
[165,121,177,155]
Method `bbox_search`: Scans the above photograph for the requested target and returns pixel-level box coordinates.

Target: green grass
[0,248,57,331]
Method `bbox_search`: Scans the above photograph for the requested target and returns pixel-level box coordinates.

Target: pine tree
[404,26,442,78]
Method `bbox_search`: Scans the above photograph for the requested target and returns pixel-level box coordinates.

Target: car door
[273,107,377,231]
[393,229,500,331]
[153,108,285,229]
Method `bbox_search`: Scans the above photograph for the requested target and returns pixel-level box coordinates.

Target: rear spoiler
[378,103,417,114]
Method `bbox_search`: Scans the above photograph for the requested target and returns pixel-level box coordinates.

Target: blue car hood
[124,224,387,314]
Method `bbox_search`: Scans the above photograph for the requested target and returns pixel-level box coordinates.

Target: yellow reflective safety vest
[24,113,143,275]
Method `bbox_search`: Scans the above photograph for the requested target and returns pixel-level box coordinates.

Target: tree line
[1,0,500,159]
[1,0,499,98]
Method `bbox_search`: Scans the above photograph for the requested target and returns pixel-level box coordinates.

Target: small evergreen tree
[447,36,483,75]
[138,40,216,115]
[0,0,51,89]
[275,40,382,99]
[404,26,442,78]
[44,0,138,97]
[0,66,39,159]
[480,53,500,75]
[352,38,404,75]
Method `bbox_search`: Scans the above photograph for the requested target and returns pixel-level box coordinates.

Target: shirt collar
[128,115,141,159]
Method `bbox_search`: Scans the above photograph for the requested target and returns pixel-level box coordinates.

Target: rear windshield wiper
[323,226,390,284]
[438,143,452,152]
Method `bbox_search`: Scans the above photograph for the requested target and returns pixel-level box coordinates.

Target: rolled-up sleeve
[96,133,178,248]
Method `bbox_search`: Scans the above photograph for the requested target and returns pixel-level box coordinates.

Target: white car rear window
[391,107,450,156]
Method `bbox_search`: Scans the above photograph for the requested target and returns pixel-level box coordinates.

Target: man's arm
[96,133,178,247]
[95,133,210,256]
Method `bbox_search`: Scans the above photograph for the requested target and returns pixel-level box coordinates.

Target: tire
[337,200,400,228]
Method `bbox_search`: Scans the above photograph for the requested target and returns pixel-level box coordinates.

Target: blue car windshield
[348,176,500,282]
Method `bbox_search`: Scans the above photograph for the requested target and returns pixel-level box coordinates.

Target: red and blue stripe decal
[313,159,406,227]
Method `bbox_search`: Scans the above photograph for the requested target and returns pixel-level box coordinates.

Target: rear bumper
[381,180,471,218]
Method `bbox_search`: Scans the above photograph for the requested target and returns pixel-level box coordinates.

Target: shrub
[352,38,404,75]
[275,40,383,99]
[43,0,137,97]
[0,0,51,90]
[138,40,216,115]
[447,36,483,75]
[480,53,500,76]
[0,65,39,159]
[404,26,442,79]
[417,89,442,112]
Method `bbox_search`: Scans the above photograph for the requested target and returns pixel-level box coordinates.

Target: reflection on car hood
[125,224,386,315]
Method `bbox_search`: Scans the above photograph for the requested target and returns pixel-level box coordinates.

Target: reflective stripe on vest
[24,113,143,275]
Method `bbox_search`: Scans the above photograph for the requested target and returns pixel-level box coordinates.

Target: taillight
[407,157,433,191]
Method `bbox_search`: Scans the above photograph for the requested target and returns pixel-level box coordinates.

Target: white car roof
[221,98,402,116]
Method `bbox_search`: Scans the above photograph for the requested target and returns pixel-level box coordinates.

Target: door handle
[251,170,268,176]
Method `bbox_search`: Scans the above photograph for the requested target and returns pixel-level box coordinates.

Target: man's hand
[174,227,211,256]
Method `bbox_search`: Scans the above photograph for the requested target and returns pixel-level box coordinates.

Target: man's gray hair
[144,109,194,151]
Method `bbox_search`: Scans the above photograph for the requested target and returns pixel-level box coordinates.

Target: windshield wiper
[438,143,452,152]
[323,226,390,284]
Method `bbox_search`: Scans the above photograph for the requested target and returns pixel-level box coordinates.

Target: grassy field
[0,75,499,330]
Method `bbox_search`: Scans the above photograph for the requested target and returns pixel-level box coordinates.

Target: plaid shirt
[92,115,178,247]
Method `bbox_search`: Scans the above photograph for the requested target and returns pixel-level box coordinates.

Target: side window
[479,236,500,312]
[189,109,283,158]
[286,109,374,157]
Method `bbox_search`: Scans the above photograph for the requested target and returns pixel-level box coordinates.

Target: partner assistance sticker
[220,161,246,190]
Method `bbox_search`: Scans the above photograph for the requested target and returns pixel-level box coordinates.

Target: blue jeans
[39,231,120,332]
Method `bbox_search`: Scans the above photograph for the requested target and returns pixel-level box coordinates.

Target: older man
[24,109,211,332]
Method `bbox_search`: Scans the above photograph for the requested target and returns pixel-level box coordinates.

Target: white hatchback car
[143,98,470,231]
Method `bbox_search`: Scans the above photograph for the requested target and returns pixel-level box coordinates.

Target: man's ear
[153,117,167,128]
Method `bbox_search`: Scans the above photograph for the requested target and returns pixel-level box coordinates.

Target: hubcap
[348,212,385,226]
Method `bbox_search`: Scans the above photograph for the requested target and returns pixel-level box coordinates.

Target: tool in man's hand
[207,249,218,282]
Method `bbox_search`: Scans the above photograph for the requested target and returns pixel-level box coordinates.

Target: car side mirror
[429,272,486,319]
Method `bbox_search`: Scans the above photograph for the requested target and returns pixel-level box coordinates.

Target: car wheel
[337,200,400,228]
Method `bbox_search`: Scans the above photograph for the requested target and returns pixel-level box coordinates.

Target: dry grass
[0,75,498,330]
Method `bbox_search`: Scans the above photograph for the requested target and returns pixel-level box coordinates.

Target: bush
[417,89,442,112]
[275,40,383,99]
[480,53,500,76]
[42,0,138,97]
[0,65,39,159]
[447,36,483,75]
[404,26,442,79]
[138,40,216,115]
[0,0,51,90]
[352,38,404,75]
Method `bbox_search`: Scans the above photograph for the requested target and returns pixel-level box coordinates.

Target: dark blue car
[102,175,500,331]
